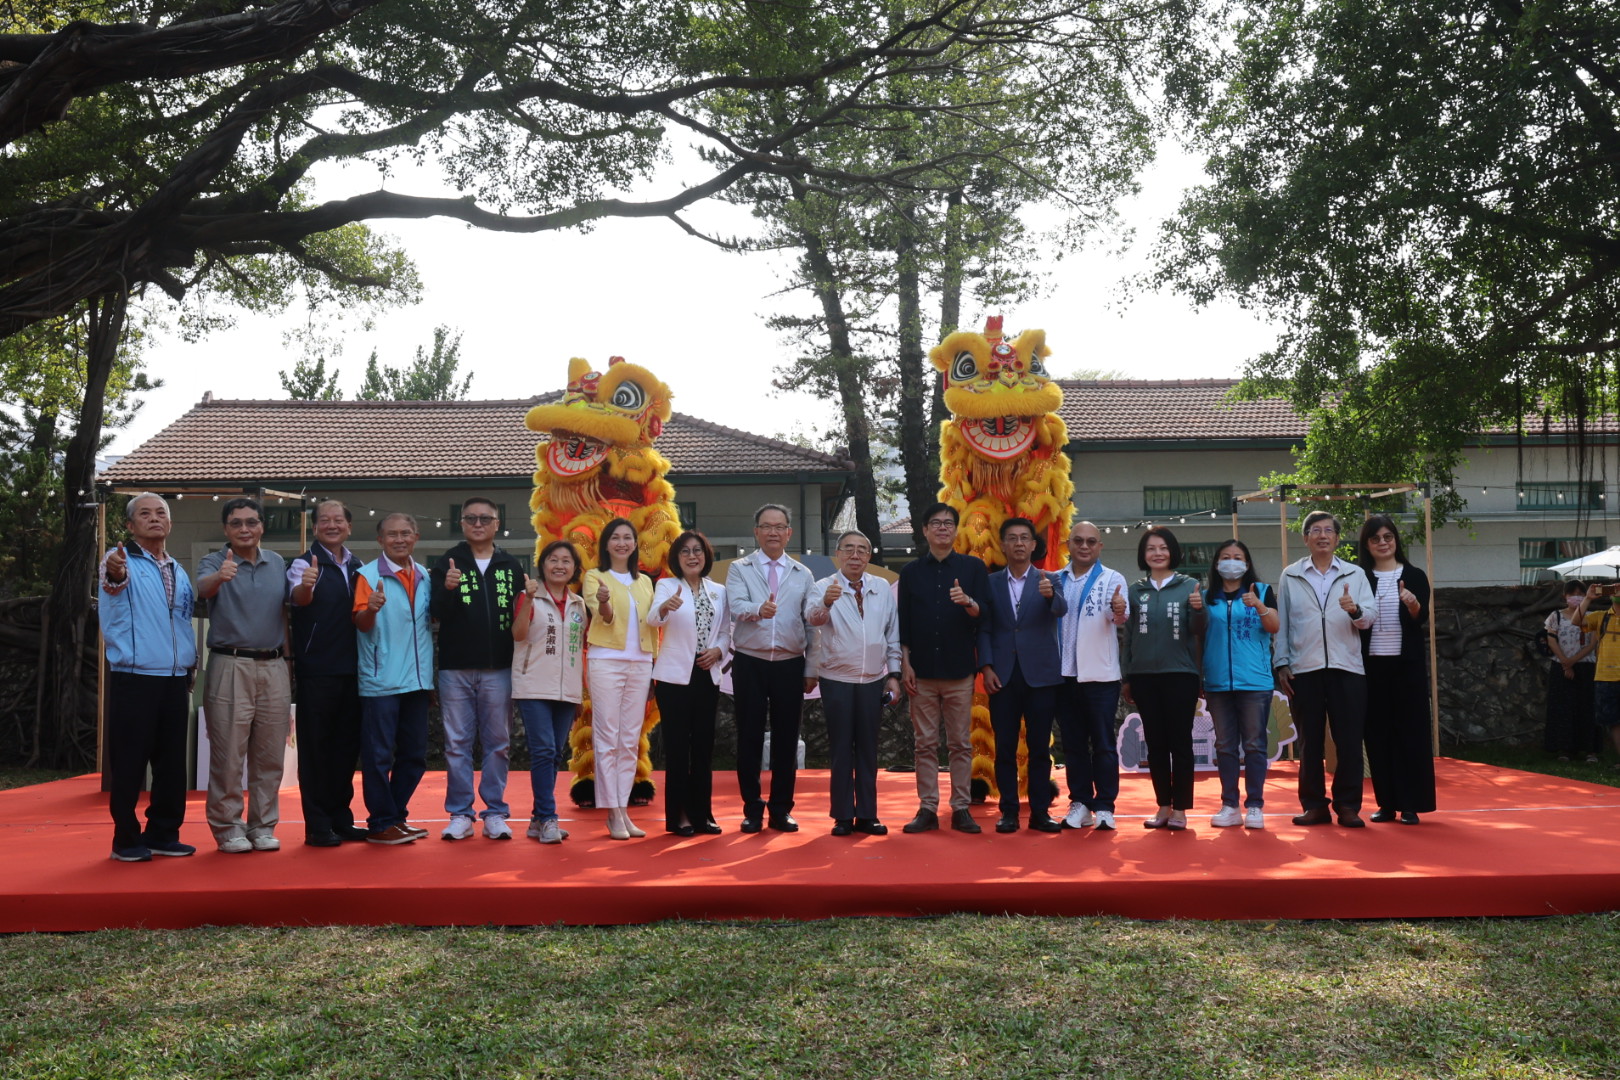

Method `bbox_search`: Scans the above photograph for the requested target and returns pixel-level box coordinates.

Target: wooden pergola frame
[1230,483,1441,754]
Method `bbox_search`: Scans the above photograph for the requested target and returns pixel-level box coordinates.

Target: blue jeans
[360,690,430,832]
[439,668,513,820]
[1055,678,1121,812]
[1205,689,1271,808]
[516,698,576,821]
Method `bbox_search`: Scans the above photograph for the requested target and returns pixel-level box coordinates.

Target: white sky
[109,144,1278,454]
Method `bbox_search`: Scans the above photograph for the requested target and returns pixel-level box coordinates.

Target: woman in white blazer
[648,530,730,836]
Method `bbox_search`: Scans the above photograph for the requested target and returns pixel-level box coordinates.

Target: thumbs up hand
[106,542,128,583]
[822,578,843,607]
[1242,583,1261,609]
[218,548,239,583]
[1188,581,1203,610]
[525,575,541,598]
[366,584,387,612]
[1339,583,1357,613]
[661,588,685,617]
[949,578,972,607]
[1398,578,1418,611]
[300,560,320,589]
[444,558,462,591]
[1110,584,1127,621]
[759,592,778,620]
[1038,572,1054,599]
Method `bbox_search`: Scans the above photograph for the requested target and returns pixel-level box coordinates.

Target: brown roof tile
[101,397,853,486]
[1057,379,1304,441]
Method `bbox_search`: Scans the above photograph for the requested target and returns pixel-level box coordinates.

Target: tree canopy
[1156,0,1620,521]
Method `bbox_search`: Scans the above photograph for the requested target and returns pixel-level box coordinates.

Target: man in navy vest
[287,500,367,847]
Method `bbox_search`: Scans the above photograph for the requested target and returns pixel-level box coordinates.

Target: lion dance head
[525,355,681,576]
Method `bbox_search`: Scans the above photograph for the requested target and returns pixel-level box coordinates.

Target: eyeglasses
[756,523,790,533]
[462,515,497,526]
[838,545,872,555]
[1305,527,1339,537]
[226,518,262,528]
[926,519,957,530]
[1369,533,1397,544]
[1070,537,1101,546]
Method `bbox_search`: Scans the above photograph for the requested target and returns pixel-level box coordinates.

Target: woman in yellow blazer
[582,517,659,840]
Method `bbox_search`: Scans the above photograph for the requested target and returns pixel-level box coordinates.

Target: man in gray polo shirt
[196,497,292,853]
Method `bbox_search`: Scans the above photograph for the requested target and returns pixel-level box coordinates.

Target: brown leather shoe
[1291,807,1333,826]
[366,823,418,845]
[1336,809,1366,828]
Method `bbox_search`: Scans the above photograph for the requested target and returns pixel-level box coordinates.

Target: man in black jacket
[288,500,369,847]
[430,497,528,840]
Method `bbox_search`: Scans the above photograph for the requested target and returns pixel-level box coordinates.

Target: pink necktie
[767,560,780,597]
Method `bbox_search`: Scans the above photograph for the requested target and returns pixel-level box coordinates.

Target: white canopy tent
[1546,545,1620,580]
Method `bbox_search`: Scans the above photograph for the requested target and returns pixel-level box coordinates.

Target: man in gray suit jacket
[977,517,1068,833]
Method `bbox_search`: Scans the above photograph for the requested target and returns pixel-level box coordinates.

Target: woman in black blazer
[1357,514,1437,823]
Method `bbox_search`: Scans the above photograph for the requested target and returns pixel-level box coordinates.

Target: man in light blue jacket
[351,513,435,845]
[99,493,198,862]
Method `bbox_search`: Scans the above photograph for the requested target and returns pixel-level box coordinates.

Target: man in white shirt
[1053,520,1129,830]
[1274,510,1377,827]
[806,530,900,836]
[727,503,818,833]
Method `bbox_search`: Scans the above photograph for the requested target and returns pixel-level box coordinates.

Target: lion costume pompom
[525,356,682,805]
[930,316,1075,802]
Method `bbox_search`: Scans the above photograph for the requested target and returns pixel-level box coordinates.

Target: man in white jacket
[1274,510,1377,827]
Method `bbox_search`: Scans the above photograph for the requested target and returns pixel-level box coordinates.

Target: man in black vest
[287,499,370,847]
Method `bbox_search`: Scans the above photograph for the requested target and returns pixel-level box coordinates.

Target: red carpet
[3,759,1618,930]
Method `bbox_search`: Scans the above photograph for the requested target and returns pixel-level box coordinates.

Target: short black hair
[221,497,262,526]
[921,502,959,527]
[461,496,498,517]
[668,530,714,578]
[536,539,582,585]
[1136,525,1183,572]
[597,517,640,578]
[1206,538,1260,593]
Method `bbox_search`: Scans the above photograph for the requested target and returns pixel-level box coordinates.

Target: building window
[1518,481,1602,511]
[677,502,697,529]
[1180,541,1225,572]
[1144,485,1232,518]
[262,505,307,540]
[1519,536,1605,585]
[450,502,508,536]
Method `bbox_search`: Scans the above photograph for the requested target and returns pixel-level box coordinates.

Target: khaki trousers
[204,655,292,840]
[910,676,975,812]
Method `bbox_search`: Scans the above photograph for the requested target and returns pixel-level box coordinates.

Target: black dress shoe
[698,821,724,835]
[1336,810,1365,828]
[831,820,854,836]
[902,809,938,833]
[740,815,763,834]
[1292,806,1333,826]
[1370,809,1397,823]
[995,815,1020,833]
[854,818,888,836]
[951,809,982,834]
[1028,814,1062,833]
[305,831,342,847]
[768,814,800,833]
[1399,811,1421,825]
[334,825,371,842]
[667,824,697,837]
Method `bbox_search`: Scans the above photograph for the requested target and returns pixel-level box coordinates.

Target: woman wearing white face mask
[1544,579,1599,762]
[1201,540,1280,829]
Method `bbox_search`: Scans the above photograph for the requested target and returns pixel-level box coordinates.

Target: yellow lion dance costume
[930,316,1074,802]
[525,356,682,806]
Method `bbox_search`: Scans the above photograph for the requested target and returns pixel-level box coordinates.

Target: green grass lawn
[2,755,1615,1078]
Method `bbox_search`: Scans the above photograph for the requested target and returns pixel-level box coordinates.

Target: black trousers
[106,671,191,850]
[1291,667,1367,812]
[295,672,363,835]
[732,651,804,817]
[1544,661,1600,756]
[820,676,883,821]
[1131,672,1200,810]
[1364,654,1437,814]
[989,663,1057,818]
[654,664,719,829]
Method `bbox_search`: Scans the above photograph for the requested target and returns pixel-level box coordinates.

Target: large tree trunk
[932,186,963,434]
[38,290,125,768]
[800,228,886,564]
[894,220,936,550]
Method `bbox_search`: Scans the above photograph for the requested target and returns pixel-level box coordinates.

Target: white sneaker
[1093,810,1116,831]
[526,818,544,840]
[248,834,281,851]
[217,836,252,854]
[538,819,564,844]
[1245,807,1265,830]
[1210,805,1244,828]
[441,814,475,841]
[483,815,513,840]
[1063,802,1096,829]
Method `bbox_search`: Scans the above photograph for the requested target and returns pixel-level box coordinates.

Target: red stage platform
[2,759,1618,931]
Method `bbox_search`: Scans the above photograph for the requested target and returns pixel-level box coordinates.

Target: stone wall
[1433,583,1567,746]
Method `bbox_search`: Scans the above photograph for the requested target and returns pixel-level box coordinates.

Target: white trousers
[588,658,653,809]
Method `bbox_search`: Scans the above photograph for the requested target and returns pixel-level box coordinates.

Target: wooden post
[1425,494,1440,755]
[1278,493,1289,565]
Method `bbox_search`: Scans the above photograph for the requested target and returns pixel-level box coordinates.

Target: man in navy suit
[977,517,1068,833]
